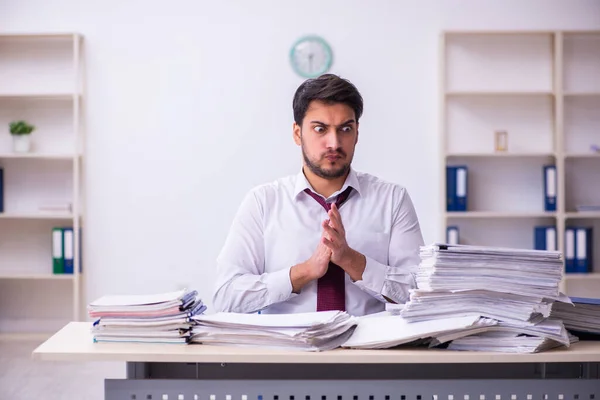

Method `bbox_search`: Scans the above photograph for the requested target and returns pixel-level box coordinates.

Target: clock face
[290,35,333,78]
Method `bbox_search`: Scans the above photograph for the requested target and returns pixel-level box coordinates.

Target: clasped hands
[291,203,366,293]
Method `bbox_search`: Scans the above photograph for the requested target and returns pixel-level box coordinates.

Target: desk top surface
[32,322,600,364]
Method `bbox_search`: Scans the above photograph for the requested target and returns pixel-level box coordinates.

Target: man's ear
[293,122,302,146]
[355,122,359,144]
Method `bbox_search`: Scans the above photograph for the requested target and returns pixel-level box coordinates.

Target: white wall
[1,0,599,314]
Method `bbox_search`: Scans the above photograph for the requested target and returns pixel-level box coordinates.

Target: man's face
[293,100,359,180]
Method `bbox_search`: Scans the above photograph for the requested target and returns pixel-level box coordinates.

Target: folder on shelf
[565,228,576,274]
[534,226,556,251]
[63,227,74,274]
[446,165,468,212]
[575,227,593,273]
[52,227,64,274]
[543,165,557,212]
[446,226,459,245]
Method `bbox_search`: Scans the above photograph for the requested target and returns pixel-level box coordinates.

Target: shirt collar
[293,167,362,201]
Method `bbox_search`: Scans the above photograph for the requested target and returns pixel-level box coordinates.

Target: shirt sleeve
[212,189,298,313]
[352,186,424,304]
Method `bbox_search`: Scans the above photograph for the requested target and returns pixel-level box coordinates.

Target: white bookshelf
[0,33,84,336]
[440,30,600,297]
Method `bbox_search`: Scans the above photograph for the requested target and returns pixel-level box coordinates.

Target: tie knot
[304,186,353,212]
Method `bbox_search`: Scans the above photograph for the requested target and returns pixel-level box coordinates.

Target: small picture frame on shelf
[494,130,508,152]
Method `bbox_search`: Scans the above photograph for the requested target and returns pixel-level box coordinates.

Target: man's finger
[328,206,344,233]
[323,223,341,243]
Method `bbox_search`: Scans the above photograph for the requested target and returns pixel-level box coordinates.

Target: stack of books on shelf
[190,310,357,351]
[551,297,600,339]
[345,243,575,353]
[89,289,205,344]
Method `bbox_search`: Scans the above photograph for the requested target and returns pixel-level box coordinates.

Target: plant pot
[12,134,31,153]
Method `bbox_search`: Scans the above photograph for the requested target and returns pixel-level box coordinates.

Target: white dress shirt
[212,168,425,316]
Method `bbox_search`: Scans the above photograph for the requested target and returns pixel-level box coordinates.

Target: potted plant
[9,120,35,153]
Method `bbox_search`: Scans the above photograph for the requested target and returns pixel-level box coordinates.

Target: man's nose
[325,130,341,149]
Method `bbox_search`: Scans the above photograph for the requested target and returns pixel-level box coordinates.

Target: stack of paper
[397,243,572,352]
[190,311,357,351]
[551,297,600,338]
[89,289,206,344]
[342,313,491,349]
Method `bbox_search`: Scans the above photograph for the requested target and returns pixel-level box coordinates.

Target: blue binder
[446,166,457,211]
[565,227,576,273]
[446,165,467,212]
[63,227,74,274]
[575,227,593,273]
[446,226,459,245]
[534,226,556,251]
[543,165,557,212]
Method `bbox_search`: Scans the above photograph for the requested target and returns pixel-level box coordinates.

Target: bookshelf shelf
[445,91,554,97]
[0,33,84,336]
[441,30,600,297]
[0,93,79,100]
[0,273,74,280]
[565,212,600,219]
[0,213,74,220]
[446,153,555,158]
[0,153,79,160]
[564,273,600,281]
[446,212,557,219]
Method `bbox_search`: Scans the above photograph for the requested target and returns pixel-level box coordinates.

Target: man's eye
[341,126,352,132]
[314,126,325,133]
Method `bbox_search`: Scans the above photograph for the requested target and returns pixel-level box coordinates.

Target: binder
[63,227,74,274]
[455,166,468,212]
[534,226,556,251]
[446,165,467,212]
[52,227,64,274]
[543,165,557,212]
[446,226,459,245]
[446,166,457,211]
[565,228,576,273]
[0,167,3,213]
[575,227,593,273]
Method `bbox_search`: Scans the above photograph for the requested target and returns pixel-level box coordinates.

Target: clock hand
[308,53,314,73]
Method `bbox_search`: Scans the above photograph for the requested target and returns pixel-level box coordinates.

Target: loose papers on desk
[190,310,357,351]
[551,297,600,339]
[88,289,206,344]
[345,243,573,353]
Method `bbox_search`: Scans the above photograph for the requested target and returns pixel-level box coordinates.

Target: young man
[212,74,424,316]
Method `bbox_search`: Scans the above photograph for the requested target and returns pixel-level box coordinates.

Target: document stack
[551,297,600,339]
[399,243,574,353]
[191,311,357,351]
[89,289,206,344]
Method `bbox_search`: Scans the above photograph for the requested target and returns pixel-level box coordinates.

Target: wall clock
[290,35,333,78]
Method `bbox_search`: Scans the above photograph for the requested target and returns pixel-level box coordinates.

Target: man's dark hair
[292,74,363,126]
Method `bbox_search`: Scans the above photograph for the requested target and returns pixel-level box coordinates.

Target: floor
[0,338,125,400]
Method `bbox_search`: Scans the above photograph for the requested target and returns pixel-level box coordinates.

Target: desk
[33,322,600,400]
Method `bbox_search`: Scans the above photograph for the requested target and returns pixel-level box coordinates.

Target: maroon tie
[304,186,353,312]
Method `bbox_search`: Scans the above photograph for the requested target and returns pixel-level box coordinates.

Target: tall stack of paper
[89,289,206,344]
[398,243,573,352]
[551,297,600,339]
[190,311,357,351]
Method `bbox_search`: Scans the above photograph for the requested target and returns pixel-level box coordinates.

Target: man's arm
[212,190,331,313]
[212,190,298,313]
[323,186,424,304]
[354,186,424,303]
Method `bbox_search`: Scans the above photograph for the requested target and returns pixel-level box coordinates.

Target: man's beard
[302,144,350,180]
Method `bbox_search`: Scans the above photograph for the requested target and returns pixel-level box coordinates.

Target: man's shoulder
[355,170,408,196]
[245,173,298,201]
